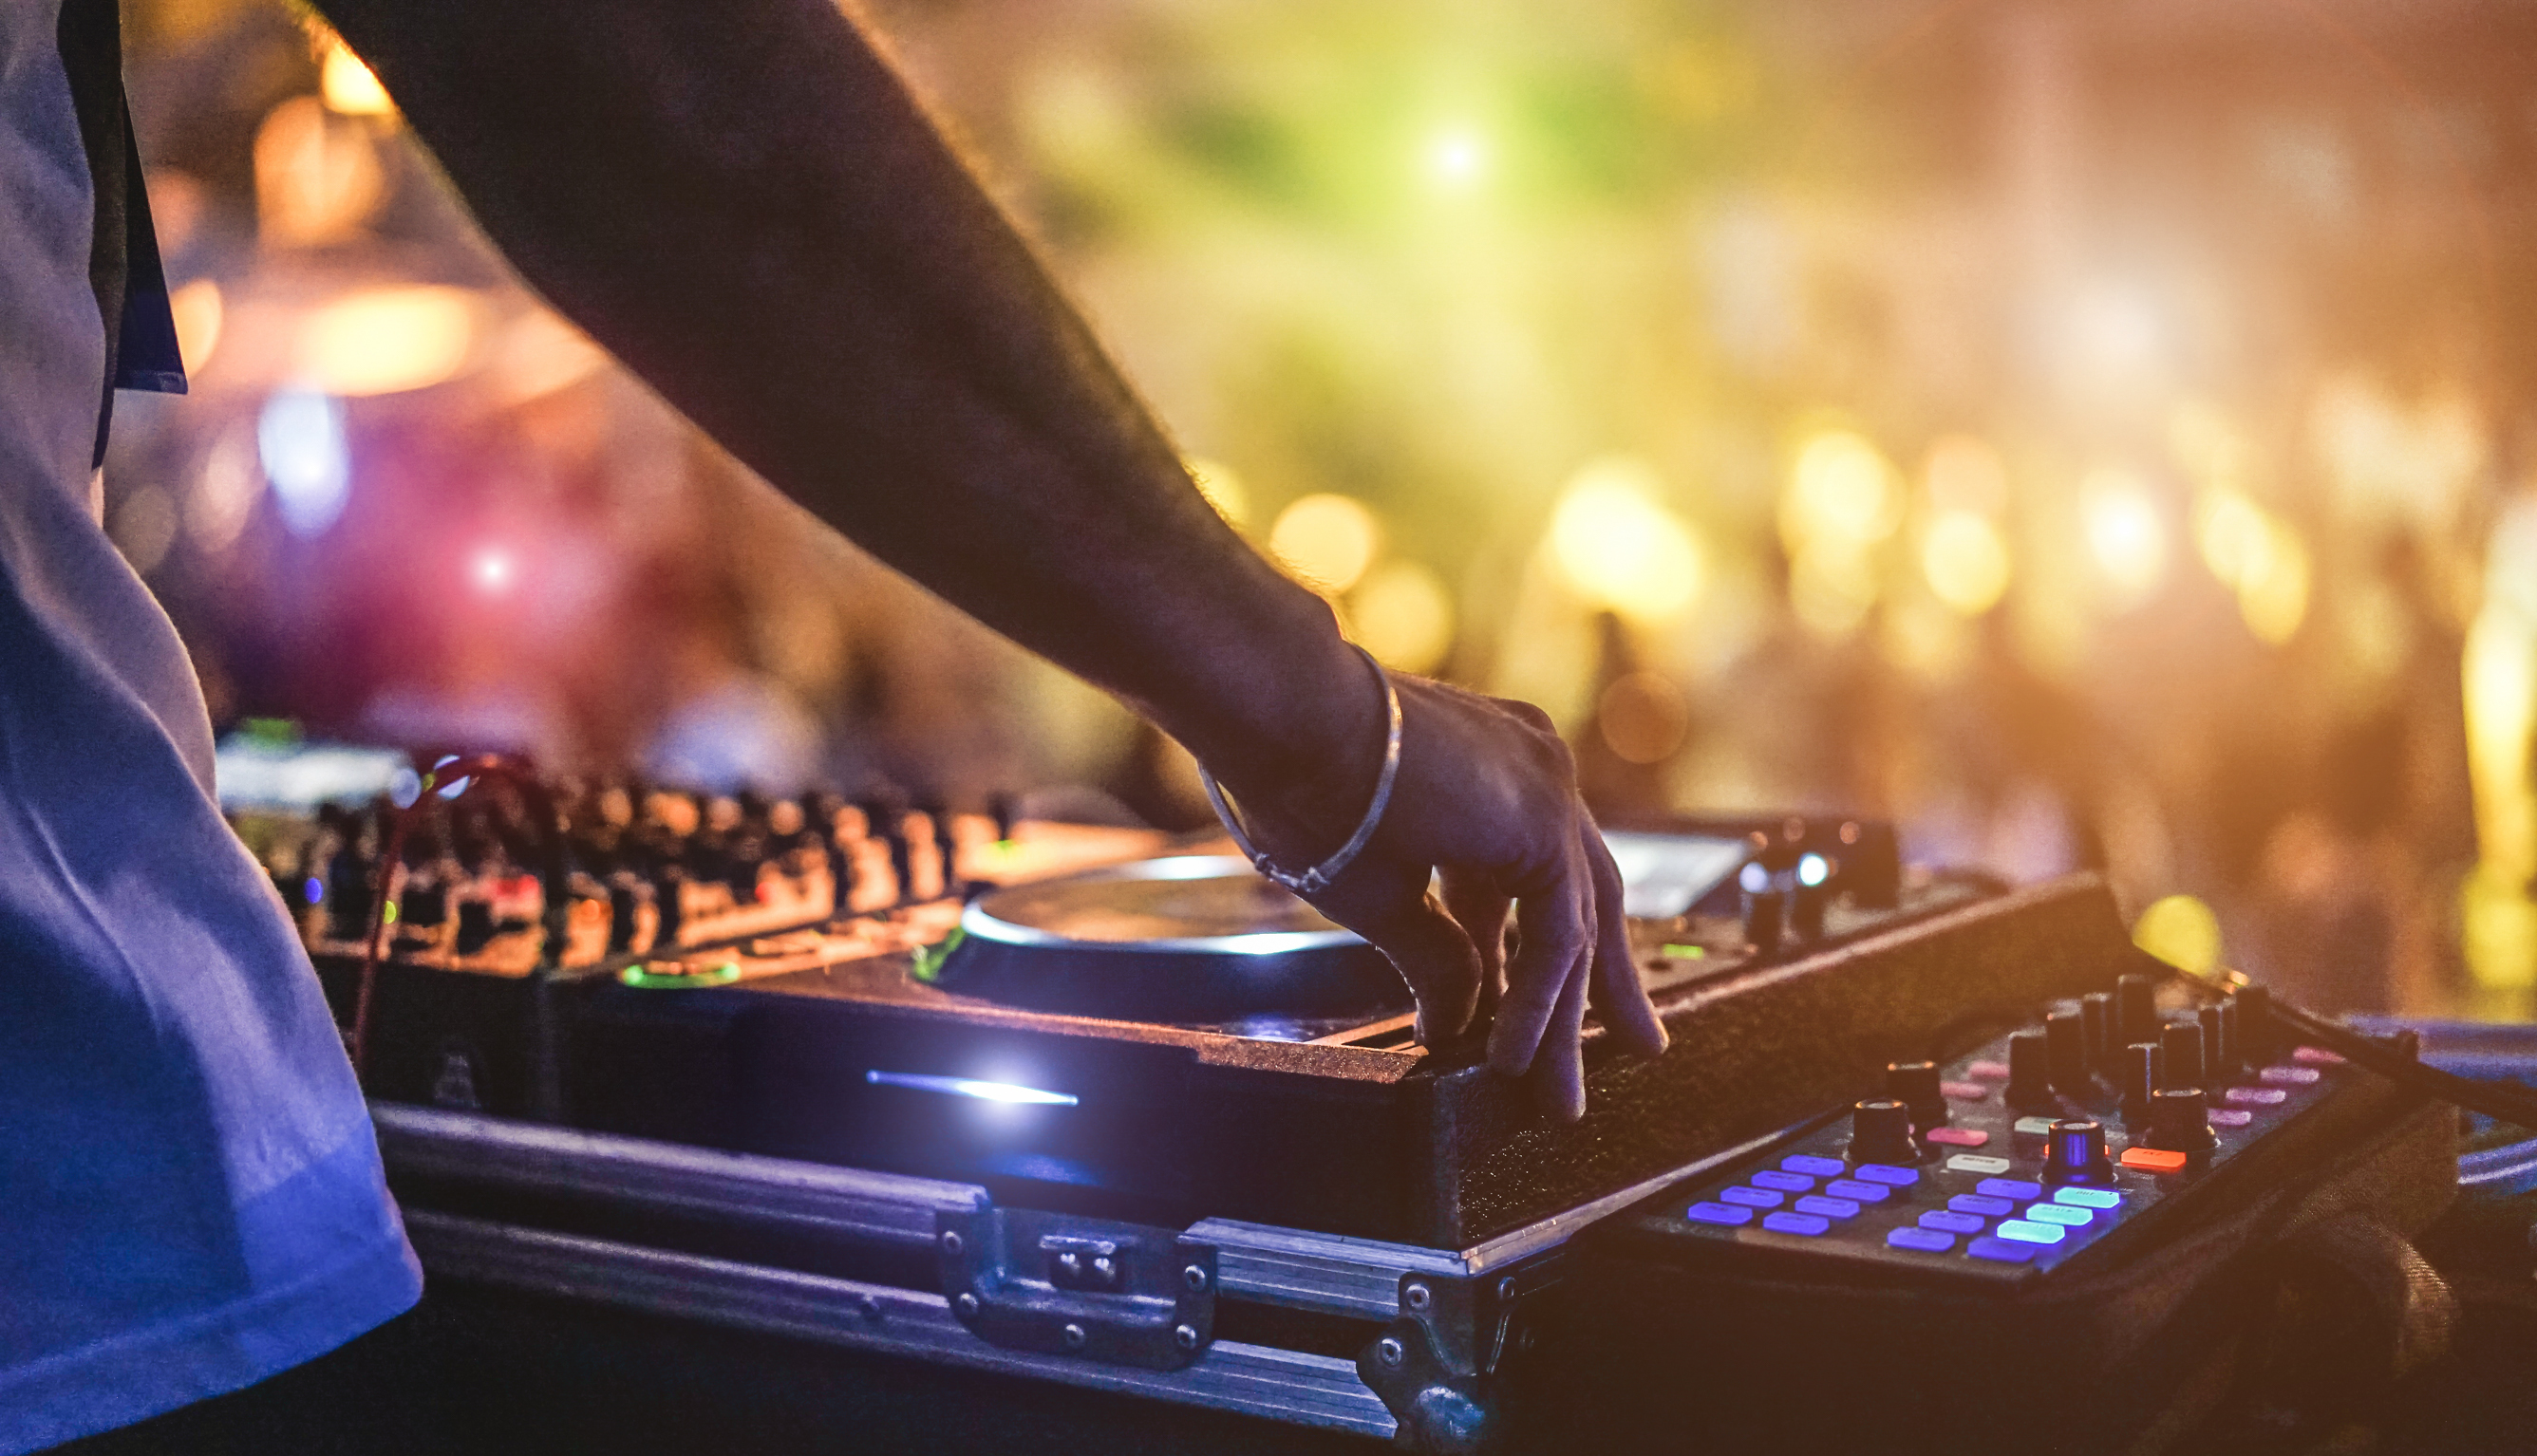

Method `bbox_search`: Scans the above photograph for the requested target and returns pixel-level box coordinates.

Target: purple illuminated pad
[1918,1210,1985,1235]
[1687,1201,1753,1226]
[1719,1185,1783,1208]
[2260,1065,2321,1087]
[1853,1164,1921,1186]
[1887,1227,1955,1253]
[1751,1169,1814,1193]
[1781,1154,1847,1179]
[1968,1236,2040,1264]
[2209,1109,2253,1128]
[1795,1195,1862,1220]
[1978,1177,2043,1201]
[1762,1211,1831,1237]
[1949,1194,2014,1218]
[2224,1086,2288,1107]
[1825,1178,1890,1204]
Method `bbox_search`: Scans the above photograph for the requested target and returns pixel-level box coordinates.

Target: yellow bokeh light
[254,96,383,246]
[1790,537,1876,638]
[295,286,479,396]
[1185,457,1250,531]
[1348,559,1456,675]
[1548,456,1705,625]
[1920,510,2011,617]
[169,278,223,377]
[2192,488,2271,589]
[1784,431,1901,552]
[1597,671,1689,764]
[1425,127,1488,191]
[2081,468,2168,605]
[320,41,396,117]
[2238,521,2309,645]
[2133,894,2221,975]
[1269,493,1381,595]
[1923,435,2009,516]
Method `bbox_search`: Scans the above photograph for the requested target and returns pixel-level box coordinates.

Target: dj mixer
[241,769,2473,1454]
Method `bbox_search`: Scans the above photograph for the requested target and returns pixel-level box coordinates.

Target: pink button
[2292,1046,2345,1067]
[1926,1127,1989,1148]
[2224,1086,2288,1107]
[1966,1060,2012,1081]
[2208,1109,2252,1128]
[2261,1065,2321,1086]
[1941,1081,1990,1102]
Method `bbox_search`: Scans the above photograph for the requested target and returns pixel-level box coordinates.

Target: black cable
[2135,947,2537,1134]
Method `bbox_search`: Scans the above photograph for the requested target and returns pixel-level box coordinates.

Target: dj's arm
[314,0,1663,1115]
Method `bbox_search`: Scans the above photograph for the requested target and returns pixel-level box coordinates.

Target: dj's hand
[1215,672,1668,1120]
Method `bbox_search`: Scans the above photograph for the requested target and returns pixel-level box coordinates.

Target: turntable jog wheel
[928,855,1411,1022]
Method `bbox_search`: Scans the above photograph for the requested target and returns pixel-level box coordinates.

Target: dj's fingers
[1487,847,1589,1078]
[1368,891,1483,1046]
[1526,935,1592,1121]
[1439,868,1510,1000]
[1583,828,1668,1059]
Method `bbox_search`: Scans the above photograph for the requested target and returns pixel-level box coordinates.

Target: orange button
[2119,1147,2188,1173]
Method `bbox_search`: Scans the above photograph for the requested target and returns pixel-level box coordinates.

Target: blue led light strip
[863,1071,1080,1106]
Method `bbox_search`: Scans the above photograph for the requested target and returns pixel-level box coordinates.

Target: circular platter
[927,854,1411,1024]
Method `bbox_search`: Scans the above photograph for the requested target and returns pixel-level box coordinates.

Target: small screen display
[1600,831,1749,920]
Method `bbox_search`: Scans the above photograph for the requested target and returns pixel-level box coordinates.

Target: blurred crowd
[109,0,2537,1018]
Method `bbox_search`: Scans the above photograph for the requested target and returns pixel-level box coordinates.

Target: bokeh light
[1549,457,1705,626]
[256,388,350,537]
[1920,511,2011,617]
[1424,126,1489,192]
[254,95,381,246]
[1923,436,2010,516]
[1347,559,1455,674]
[1598,671,1689,764]
[2080,469,2168,607]
[169,279,223,378]
[296,287,479,397]
[1782,431,1901,557]
[1269,493,1381,594]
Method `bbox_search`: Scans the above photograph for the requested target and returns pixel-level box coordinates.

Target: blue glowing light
[1796,852,1831,887]
[1738,861,1770,894]
[863,1071,1078,1106]
[304,876,323,905]
[257,388,350,536]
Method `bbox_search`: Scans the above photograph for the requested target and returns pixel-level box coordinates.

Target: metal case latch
[937,1205,1216,1370]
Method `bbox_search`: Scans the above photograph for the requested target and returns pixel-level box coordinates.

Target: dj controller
[245,770,2471,1453]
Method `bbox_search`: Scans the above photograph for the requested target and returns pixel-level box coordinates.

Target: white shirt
[0,6,420,1448]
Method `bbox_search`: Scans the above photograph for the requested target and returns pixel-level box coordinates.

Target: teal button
[1996,1220,2066,1245]
[2023,1203,2094,1227]
[2053,1186,2122,1210]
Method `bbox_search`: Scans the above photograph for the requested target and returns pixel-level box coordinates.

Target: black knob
[2160,1021,2206,1092]
[1886,1061,1946,1130]
[2214,999,2244,1075]
[2146,1087,2217,1153]
[1741,861,1784,957]
[1849,1099,1919,1166]
[2116,973,2160,1049]
[2232,986,2275,1065]
[2080,992,2114,1074]
[2043,1119,2114,1185]
[2198,1005,2231,1080]
[2120,1041,2162,1128]
[2046,1011,2090,1096]
[2007,1031,2055,1111]
[653,865,688,946]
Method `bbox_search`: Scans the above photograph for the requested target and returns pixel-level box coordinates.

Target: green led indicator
[383,902,399,924]
[910,925,966,983]
[1660,943,1707,960]
[619,961,742,990]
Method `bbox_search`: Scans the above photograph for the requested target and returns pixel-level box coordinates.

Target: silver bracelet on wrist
[1197,642,1403,898]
